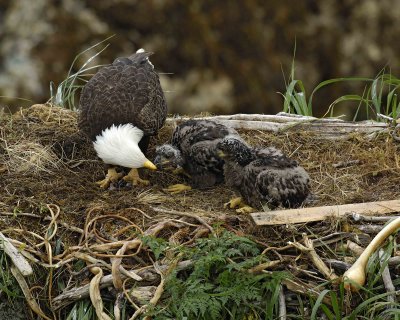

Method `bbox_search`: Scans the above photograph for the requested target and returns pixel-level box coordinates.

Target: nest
[0,104,399,319]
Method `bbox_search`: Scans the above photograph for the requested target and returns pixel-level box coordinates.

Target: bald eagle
[154,119,243,194]
[78,49,167,188]
[217,138,310,213]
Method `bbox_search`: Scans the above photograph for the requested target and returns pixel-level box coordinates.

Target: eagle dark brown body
[154,120,242,189]
[78,51,167,147]
[218,139,310,209]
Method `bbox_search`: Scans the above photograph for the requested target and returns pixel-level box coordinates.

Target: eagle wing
[254,163,310,208]
[78,52,167,140]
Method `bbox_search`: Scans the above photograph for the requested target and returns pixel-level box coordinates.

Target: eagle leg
[96,167,123,189]
[163,184,192,194]
[122,168,150,186]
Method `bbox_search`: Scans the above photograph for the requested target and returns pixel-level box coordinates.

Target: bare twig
[289,234,338,281]
[344,240,365,256]
[248,259,287,274]
[355,225,385,234]
[332,160,361,168]
[278,285,287,320]
[379,249,396,304]
[350,212,399,223]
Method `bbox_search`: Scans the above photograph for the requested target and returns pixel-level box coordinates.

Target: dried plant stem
[151,207,215,235]
[278,285,287,320]
[289,234,338,281]
[10,265,52,320]
[89,266,113,320]
[248,259,286,274]
[343,217,400,291]
[52,260,193,310]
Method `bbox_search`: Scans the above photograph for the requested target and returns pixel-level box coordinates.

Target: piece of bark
[251,200,400,225]
[0,232,33,276]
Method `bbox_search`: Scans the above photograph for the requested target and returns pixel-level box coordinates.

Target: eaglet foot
[224,197,255,213]
[96,168,123,189]
[235,205,255,214]
[122,168,150,186]
[224,197,244,209]
[163,184,192,194]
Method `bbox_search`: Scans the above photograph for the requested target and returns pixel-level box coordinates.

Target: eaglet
[78,49,167,188]
[154,119,243,194]
[217,138,310,213]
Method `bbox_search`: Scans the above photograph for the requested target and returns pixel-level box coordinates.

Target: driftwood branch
[251,199,400,225]
[166,113,388,139]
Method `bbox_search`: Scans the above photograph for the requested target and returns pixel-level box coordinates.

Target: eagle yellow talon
[163,184,192,194]
[96,168,123,189]
[122,168,150,186]
[224,197,243,209]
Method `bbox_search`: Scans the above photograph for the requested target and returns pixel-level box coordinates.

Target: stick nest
[0,104,399,319]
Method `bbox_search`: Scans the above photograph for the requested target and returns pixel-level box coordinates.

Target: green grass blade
[308,77,372,111]
[311,289,331,320]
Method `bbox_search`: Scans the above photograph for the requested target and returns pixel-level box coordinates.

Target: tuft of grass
[0,246,21,300]
[281,47,400,121]
[5,141,61,175]
[49,35,114,110]
[309,238,400,320]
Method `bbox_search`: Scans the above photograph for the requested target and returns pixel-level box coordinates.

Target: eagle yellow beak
[143,160,157,170]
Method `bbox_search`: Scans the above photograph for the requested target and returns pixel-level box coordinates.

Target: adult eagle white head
[78,48,167,188]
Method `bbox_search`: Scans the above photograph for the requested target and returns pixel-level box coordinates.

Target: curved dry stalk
[37,204,60,247]
[89,266,113,320]
[129,263,166,320]
[150,207,215,236]
[343,217,400,291]
[112,241,130,290]
[10,265,52,320]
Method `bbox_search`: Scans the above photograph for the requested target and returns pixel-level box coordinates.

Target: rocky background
[0,0,399,117]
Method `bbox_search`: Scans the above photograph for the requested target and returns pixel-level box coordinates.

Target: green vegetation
[283,67,400,121]
[309,239,399,320]
[145,230,287,319]
[49,36,114,110]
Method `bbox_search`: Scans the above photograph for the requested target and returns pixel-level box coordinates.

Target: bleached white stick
[0,232,33,276]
